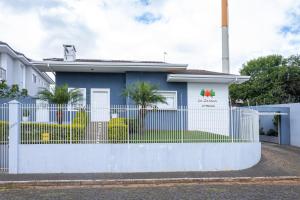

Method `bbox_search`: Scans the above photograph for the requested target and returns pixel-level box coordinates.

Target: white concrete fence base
[16,143,261,174]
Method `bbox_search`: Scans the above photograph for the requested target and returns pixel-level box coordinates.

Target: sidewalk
[1,143,300,182]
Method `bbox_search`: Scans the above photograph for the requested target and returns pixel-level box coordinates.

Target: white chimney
[63,45,76,61]
[222,0,230,74]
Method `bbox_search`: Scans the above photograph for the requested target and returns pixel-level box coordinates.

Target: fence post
[9,100,20,174]
[181,106,184,143]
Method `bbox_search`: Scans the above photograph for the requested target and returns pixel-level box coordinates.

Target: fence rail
[18,104,259,144]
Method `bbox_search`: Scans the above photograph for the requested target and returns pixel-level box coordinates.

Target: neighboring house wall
[0,52,50,97]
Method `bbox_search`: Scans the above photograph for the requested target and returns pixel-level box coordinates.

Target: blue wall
[126,72,187,106]
[56,72,187,106]
[56,72,126,105]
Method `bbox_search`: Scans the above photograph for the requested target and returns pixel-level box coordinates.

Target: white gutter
[167,74,250,84]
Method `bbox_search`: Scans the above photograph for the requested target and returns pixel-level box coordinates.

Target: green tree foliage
[123,82,166,108]
[38,84,82,105]
[123,81,166,134]
[0,80,28,98]
[230,55,300,105]
[38,84,83,124]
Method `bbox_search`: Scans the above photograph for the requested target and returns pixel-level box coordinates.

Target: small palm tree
[38,84,83,123]
[123,82,166,134]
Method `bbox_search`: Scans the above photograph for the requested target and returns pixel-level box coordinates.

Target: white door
[36,99,49,122]
[91,88,110,122]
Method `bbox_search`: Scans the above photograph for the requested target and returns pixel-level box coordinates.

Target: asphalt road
[1,182,300,200]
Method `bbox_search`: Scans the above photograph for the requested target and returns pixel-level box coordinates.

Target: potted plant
[22,109,30,122]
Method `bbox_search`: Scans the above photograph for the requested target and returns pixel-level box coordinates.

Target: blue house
[32,45,249,134]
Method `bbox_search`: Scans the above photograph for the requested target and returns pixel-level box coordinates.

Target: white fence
[0,104,8,173]
[18,104,259,144]
[1,102,260,174]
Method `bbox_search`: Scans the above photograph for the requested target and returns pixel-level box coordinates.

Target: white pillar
[9,100,20,174]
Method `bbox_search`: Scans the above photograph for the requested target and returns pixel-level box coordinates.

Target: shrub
[266,129,278,136]
[0,121,8,143]
[21,122,85,144]
[72,109,89,126]
[108,118,128,143]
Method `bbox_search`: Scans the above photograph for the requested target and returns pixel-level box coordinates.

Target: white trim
[32,61,187,73]
[155,90,178,110]
[167,74,250,84]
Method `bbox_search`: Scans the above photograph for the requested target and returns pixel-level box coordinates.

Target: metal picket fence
[0,104,9,173]
[19,104,259,144]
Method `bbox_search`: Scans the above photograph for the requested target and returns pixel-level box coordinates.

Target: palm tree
[38,84,83,123]
[123,82,166,134]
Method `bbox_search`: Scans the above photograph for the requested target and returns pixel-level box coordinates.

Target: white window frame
[0,67,6,81]
[68,88,86,110]
[32,74,37,83]
[154,90,177,110]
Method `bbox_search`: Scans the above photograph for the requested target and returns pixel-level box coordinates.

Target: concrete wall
[187,83,230,135]
[16,143,261,173]
[251,105,291,145]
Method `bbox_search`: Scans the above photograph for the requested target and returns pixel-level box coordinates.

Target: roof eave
[167,74,250,84]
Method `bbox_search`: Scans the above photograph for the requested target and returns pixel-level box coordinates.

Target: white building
[0,41,54,96]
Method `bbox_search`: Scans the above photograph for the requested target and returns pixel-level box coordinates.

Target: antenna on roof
[163,52,167,62]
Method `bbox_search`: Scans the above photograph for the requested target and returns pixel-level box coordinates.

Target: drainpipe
[222,0,230,74]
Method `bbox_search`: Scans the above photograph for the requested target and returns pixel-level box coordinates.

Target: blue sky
[0,0,299,74]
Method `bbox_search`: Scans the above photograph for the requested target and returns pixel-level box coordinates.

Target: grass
[128,130,232,143]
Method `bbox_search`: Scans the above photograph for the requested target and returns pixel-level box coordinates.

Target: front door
[91,88,110,122]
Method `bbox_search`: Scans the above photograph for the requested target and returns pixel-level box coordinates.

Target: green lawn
[128,130,233,143]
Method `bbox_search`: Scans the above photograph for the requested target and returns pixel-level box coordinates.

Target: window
[155,91,177,110]
[68,88,86,109]
[32,74,37,83]
[0,67,6,80]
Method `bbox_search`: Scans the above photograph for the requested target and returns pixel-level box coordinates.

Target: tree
[123,82,166,134]
[38,84,83,123]
[230,55,300,106]
[0,80,28,99]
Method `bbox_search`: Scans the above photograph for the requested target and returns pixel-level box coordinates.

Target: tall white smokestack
[222,0,230,73]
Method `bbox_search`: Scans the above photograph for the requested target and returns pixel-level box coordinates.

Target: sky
[0,0,299,74]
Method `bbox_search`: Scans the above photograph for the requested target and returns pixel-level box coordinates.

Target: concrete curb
[1,176,300,188]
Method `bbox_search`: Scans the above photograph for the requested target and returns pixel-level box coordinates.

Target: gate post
[9,100,20,174]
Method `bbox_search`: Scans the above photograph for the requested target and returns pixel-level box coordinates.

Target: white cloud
[0,0,299,74]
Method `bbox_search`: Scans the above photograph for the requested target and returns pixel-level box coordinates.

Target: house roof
[33,58,188,73]
[43,58,167,64]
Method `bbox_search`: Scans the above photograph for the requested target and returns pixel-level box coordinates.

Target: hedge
[108,118,128,143]
[21,122,85,144]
